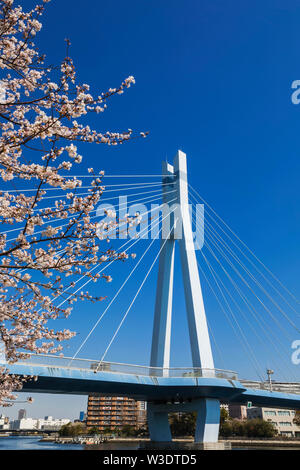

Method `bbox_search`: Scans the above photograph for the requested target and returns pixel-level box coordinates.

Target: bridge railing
[14,354,238,380]
[240,380,300,394]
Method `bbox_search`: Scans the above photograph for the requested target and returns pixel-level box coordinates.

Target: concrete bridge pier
[147,403,172,442]
[147,398,221,445]
[194,398,220,443]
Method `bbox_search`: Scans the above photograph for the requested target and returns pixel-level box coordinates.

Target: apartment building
[247,407,300,437]
[87,396,147,431]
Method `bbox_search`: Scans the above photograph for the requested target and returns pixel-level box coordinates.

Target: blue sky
[2,0,300,420]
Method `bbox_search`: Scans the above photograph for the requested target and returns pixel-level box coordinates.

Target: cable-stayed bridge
[1,150,299,445]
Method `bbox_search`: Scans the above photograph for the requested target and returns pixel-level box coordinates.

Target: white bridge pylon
[150,150,214,373]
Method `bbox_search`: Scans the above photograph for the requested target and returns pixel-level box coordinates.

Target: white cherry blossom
[0,0,146,405]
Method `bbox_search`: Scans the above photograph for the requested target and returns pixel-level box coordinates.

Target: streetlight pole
[267,369,274,392]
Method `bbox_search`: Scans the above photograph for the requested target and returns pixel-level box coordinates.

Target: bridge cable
[59,174,177,178]
[67,208,176,364]
[197,252,265,380]
[53,198,178,310]
[2,188,174,236]
[202,223,299,337]
[189,184,300,307]
[191,210,297,380]
[97,217,178,367]
[192,207,298,349]
[189,199,299,336]
[5,191,176,242]
[12,191,174,276]
[197,254,265,380]
[199,248,294,382]
[7,186,173,224]
[25,199,172,317]
[2,181,175,194]
[201,211,300,321]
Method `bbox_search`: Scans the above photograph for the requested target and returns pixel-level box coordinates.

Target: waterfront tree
[59,422,87,437]
[294,410,300,426]
[120,425,137,437]
[244,418,277,438]
[219,420,232,438]
[88,427,100,436]
[219,418,277,438]
[220,407,229,424]
[169,412,197,437]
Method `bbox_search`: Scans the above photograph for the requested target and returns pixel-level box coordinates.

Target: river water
[0,436,298,450]
[0,436,83,450]
[0,436,141,450]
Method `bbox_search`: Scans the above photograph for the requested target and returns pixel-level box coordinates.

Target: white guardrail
[240,380,300,395]
[12,354,238,380]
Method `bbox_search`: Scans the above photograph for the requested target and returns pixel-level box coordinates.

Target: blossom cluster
[0,0,144,404]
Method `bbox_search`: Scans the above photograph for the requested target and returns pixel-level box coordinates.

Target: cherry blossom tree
[0,0,145,405]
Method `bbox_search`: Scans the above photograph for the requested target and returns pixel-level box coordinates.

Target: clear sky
[2,0,300,420]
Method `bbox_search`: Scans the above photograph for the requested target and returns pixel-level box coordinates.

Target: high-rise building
[86,396,147,431]
[136,401,147,428]
[18,409,26,420]
[79,411,86,422]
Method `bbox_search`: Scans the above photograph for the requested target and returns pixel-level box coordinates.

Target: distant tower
[0,341,5,363]
[18,409,26,420]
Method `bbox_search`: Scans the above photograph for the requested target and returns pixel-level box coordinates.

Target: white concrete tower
[150,150,214,371]
[150,161,175,371]
[148,151,220,445]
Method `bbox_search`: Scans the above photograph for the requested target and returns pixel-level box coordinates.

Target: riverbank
[231,439,300,448]
[0,435,299,450]
[0,436,83,450]
[41,436,107,445]
[40,436,300,449]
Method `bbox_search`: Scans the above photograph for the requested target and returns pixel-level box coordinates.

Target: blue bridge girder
[6,360,300,410]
